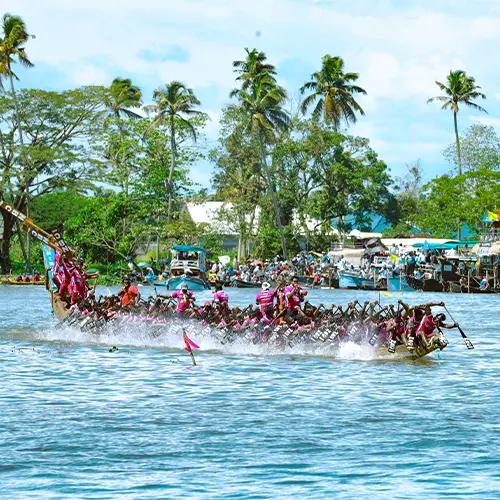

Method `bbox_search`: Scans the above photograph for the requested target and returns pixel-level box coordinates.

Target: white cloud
[470,115,500,128]
[6,0,500,186]
[69,65,110,86]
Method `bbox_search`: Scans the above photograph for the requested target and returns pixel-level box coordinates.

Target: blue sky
[7,0,500,189]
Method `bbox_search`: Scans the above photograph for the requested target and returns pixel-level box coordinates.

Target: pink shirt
[417,314,436,337]
[213,290,229,304]
[284,285,306,311]
[171,290,194,313]
[256,289,274,308]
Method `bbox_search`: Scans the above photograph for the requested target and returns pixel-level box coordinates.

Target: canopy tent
[412,241,477,251]
[172,244,206,254]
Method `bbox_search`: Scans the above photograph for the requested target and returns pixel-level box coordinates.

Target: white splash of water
[35,317,412,362]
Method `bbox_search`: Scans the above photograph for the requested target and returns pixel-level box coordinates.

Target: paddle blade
[464,338,474,350]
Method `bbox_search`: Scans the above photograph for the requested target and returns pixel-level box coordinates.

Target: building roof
[331,212,391,233]
[381,238,459,247]
[348,229,382,239]
[185,202,259,235]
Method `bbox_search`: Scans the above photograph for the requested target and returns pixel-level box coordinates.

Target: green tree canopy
[300,55,366,129]
[444,124,500,173]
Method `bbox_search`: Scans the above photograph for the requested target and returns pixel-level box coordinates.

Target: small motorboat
[5,278,45,286]
[155,245,211,291]
[232,278,260,288]
[338,271,385,290]
[387,273,414,292]
[407,275,444,292]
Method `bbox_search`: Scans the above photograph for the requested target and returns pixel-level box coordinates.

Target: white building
[184,202,260,256]
[184,201,337,257]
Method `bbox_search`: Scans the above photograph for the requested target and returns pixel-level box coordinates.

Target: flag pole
[183,328,197,365]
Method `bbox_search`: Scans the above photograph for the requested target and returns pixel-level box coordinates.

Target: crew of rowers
[15,271,42,282]
[62,276,459,355]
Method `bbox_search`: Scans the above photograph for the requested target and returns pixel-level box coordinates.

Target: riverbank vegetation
[0,13,499,274]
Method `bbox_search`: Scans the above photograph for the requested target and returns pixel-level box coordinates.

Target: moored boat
[155,244,210,290]
[232,278,260,288]
[407,275,444,292]
[448,281,496,294]
[387,274,414,292]
[5,278,45,286]
[338,271,385,290]
[338,271,361,289]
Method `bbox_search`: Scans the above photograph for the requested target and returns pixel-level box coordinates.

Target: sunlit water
[0,285,498,498]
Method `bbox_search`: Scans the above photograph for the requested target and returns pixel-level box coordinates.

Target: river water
[0,285,498,498]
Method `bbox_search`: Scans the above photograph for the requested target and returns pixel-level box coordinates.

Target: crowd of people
[121,243,493,293]
[208,253,330,286]
[59,275,458,357]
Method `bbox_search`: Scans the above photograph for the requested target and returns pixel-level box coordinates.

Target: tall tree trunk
[453,110,462,176]
[453,110,462,240]
[0,213,15,274]
[8,69,31,269]
[15,221,28,264]
[166,114,177,223]
[259,138,287,259]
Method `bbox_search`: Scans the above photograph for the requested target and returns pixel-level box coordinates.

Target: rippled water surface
[0,285,499,498]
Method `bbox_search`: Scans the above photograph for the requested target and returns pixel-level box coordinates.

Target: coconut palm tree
[150,81,203,221]
[232,48,276,92]
[0,13,34,269]
[427,70,487,176]
[300,54,366,130]
[102,78,143,196]
[105,77,143,119]
[231,49,291,257]
[0,14,34,144]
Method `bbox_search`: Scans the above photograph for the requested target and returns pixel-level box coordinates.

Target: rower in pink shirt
[284,277,307,316]
[212,283,229,313]
[255,282,275,324]
[170,284,195,315]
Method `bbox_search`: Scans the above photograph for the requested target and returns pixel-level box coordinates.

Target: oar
[443,305,474,349]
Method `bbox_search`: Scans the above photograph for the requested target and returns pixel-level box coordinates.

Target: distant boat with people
[338,270,385,290]
[155,245,211,291]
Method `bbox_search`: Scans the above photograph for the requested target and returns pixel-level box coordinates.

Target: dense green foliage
[0,13,498,272]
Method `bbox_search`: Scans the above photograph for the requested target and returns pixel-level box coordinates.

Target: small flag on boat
[183,329,199,365]
[382,291,393,297]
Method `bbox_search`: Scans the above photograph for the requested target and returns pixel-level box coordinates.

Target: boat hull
[338,273,360,289]
[387,275,414,292]
[339,273,384,290]
[375,342,443,359]
[155,275,210,291]
[232,279,260,288]
[4,279,45,286]
[407,276,444,292]
[448,282,495,294]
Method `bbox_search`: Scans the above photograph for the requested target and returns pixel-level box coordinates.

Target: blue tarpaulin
[172,244,206,253]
